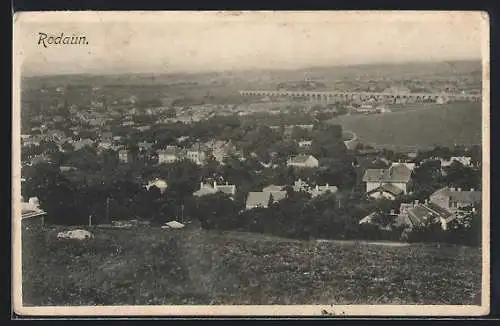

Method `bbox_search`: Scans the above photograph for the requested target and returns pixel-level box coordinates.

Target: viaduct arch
[238,90,481,104]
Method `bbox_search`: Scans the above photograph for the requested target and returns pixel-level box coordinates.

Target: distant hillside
[22,60,481,88]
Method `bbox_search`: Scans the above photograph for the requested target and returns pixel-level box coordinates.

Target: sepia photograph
[12,11,490,316]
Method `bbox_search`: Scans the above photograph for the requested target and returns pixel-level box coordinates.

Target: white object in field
[162,221,185,229]
[57,229,94,240]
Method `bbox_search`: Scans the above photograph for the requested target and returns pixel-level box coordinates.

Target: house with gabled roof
[363,163,412,199]
[157,146,183,164]
[287,154,319,168]
[186,143,208,166]
[193,181,237,199]
[245,190,287,210]
[429,187,481,213]
[395,199,455,231]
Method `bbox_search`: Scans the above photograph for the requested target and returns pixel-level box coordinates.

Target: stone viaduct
[238,90,481,103]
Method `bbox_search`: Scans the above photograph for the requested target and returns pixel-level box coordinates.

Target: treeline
[187,190,481,247]
[22,155,481,247]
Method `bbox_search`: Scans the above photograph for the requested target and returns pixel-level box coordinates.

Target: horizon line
[21,58,482,78]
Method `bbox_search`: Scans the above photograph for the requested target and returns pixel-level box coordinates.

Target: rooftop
[289,154,317,164]
[431,187,481,204]
[363,164,412,183]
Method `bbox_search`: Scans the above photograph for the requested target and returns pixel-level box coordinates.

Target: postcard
[12,11,490,316]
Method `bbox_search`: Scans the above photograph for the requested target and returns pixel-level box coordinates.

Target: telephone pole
[106,197,110,223]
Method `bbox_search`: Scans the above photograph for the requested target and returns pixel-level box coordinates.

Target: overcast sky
[14,11,486,75]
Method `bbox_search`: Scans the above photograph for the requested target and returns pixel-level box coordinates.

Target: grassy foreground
[22,226,482,306]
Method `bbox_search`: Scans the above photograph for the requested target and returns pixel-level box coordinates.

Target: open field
[22,226,481,306]
[330,102,482,151]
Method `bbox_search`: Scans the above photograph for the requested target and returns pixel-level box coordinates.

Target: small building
[429,187,481,213]
[298,140,313,148]
[440,156,473,168]
[363,164,412,198]
[193,181,237,199]
[145,178,168,194]
[262,185,285,192]
[186,144,207,166]
[436,96,449,104]
[287,154,319,168]
[138,141,154,151]
[377,105,392,113]
[245,191,287,210]
[367,183,404,200]
[310,184,338,198]
[97,141,113,150]
[293,178,310,192]
[157,146,182,164]
[390,161,417,172]
[72,138,95,151]
[395,200,455,231]
[21,197,46,227]
[118,149,134,163]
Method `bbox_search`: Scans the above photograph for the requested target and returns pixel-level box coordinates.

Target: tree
[411,160,445,199]
[193,193,238,230]
[443,162,481,190]
[166,160,202,200]
[25,165,85,225]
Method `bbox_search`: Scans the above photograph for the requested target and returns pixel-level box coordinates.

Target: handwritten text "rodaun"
[38,32,89,48]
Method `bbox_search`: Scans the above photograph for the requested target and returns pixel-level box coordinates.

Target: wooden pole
[106,197,110,223]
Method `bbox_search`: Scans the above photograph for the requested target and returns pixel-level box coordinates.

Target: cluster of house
[361,155,476,201]
[395,187,481,231]
[245,179,338,210]
[183,178,338,211]
[119,140,240,166]
[359,155,481,234]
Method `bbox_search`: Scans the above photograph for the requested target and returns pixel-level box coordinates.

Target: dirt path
[315,239,410,247]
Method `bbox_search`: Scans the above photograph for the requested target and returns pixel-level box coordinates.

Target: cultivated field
[22,226,482,306]
[330,102,482,151]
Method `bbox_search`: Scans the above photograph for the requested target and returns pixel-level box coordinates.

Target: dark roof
[368,183,404,196]
[431,187,482,205]
[363,165,412,183]
[246,192,271,208]
[268,191,287,202]
[216,185,236,196]
[405,203,454,227]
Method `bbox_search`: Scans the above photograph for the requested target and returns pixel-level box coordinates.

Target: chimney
[326,183,329,187]
[315,185,319,191]
[470,188,474,192]
[200,181,204,189]
[457,188,461,192]
[213,181,217,189]
[414,199,419,206]
[424,199,428,204]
